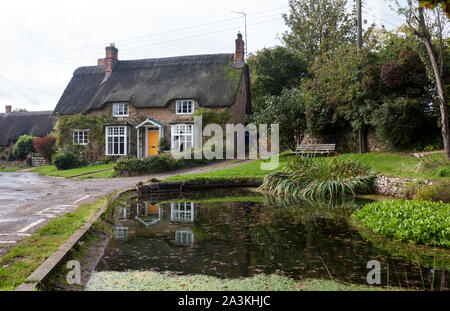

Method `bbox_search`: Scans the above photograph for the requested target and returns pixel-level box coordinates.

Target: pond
[93,189,448,290]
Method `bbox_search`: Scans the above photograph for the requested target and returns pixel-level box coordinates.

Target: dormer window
[176,100,194,115]
[112,103,129,117]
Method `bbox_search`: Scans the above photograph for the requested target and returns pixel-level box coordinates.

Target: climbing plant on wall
[54,113,113,158]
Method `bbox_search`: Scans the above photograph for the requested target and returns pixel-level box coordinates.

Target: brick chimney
[234,32,245,62]
[98,43,118,78]
[5,105,11,114]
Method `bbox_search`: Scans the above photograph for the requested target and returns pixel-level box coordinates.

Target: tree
[33,136,56,163]
[253,89,306,151]
[395,0,450,159]
[12,135,36,160]
[247,46,307,114]
[380,49,430,98]
[282,0,356,65]
[301,46,380,140]
[372,97,435,150]
[420,0,450,17]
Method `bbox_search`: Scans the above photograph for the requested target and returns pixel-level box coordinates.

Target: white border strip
[18,219,46,233]
[72,195,91,204]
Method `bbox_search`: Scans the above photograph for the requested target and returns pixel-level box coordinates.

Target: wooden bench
[295,144,336,155]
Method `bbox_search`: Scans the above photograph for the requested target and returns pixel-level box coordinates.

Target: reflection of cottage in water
[118,207,131,220]
[115,227,129,241]
[136,203,164,227]
[175,230,194,246]
[112,201,198,245]
[171,202,195,222]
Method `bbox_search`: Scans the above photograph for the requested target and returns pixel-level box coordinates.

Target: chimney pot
[5,105,11,114]
[234,32,245,62]
[104,44,119,78]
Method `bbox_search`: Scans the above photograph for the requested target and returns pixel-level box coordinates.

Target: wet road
[0,171,51,218]
[0,171,136,256]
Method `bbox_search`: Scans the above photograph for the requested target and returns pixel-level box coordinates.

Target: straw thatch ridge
[54,53,247,115]
[0,111,55,146]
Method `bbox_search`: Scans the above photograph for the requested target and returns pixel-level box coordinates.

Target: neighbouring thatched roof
[54,53,248,115]
[0,111,55,146]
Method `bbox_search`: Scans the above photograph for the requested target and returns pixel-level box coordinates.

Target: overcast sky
[0,0,406,112]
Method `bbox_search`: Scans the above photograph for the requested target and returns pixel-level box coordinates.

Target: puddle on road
[0,172,51,210]
[93,190,449,290]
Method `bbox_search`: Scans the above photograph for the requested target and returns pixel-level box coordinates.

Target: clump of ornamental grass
[259,156,377,200]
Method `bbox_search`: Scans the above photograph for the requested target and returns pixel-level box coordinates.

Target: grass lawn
[0,166,28,172]
[338,152,449,180]
[30,163,114,178]
[166,151,449,182]
[0,197,108,291]
[166,152,291,182]
[86,271,395,291]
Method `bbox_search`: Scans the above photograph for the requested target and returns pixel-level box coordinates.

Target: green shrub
[114,155,212,177]
[259,156,377,199]
[353,199,450,247]
[158,137,169,153]
[436,166,450,178]
[414,184,437,201]
[52,151,82,170]
[423,142,443,152]
[93,156,115,166]
[405,180,450,203]
[12,134,36,160]
[371,97,436,150]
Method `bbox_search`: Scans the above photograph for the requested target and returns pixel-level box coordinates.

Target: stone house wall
[301,128,388,153]
[86,76,248,157]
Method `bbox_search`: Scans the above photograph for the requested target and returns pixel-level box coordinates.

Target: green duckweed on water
[85,271,388,291]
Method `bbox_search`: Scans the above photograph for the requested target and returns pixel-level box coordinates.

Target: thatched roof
[54,53,248,115]
[0,111,55,146]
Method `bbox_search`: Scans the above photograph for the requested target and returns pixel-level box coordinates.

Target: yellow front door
[147,130,159,156]
[146,204,159,215]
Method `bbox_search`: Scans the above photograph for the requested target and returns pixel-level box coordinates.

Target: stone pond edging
[137,179,263,198]
[15,189,133,291]
[373,175,435,198]
[137,176,435,199]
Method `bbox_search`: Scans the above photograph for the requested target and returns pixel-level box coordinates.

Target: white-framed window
[73,130,89,145]
[175,230,194,246]
[171,124,193,152]
[115,227,129,241]
[118,207,130,220]
[105,126,130,155]
[171,202,195,222]
[175,100,194,114]
[112,103,129,117]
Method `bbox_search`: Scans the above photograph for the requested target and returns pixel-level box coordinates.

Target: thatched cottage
[54,33,251,158]
[0,106,54,150]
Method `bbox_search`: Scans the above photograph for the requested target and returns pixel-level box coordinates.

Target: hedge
[52,151,85,170]
[114,155,212,177]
